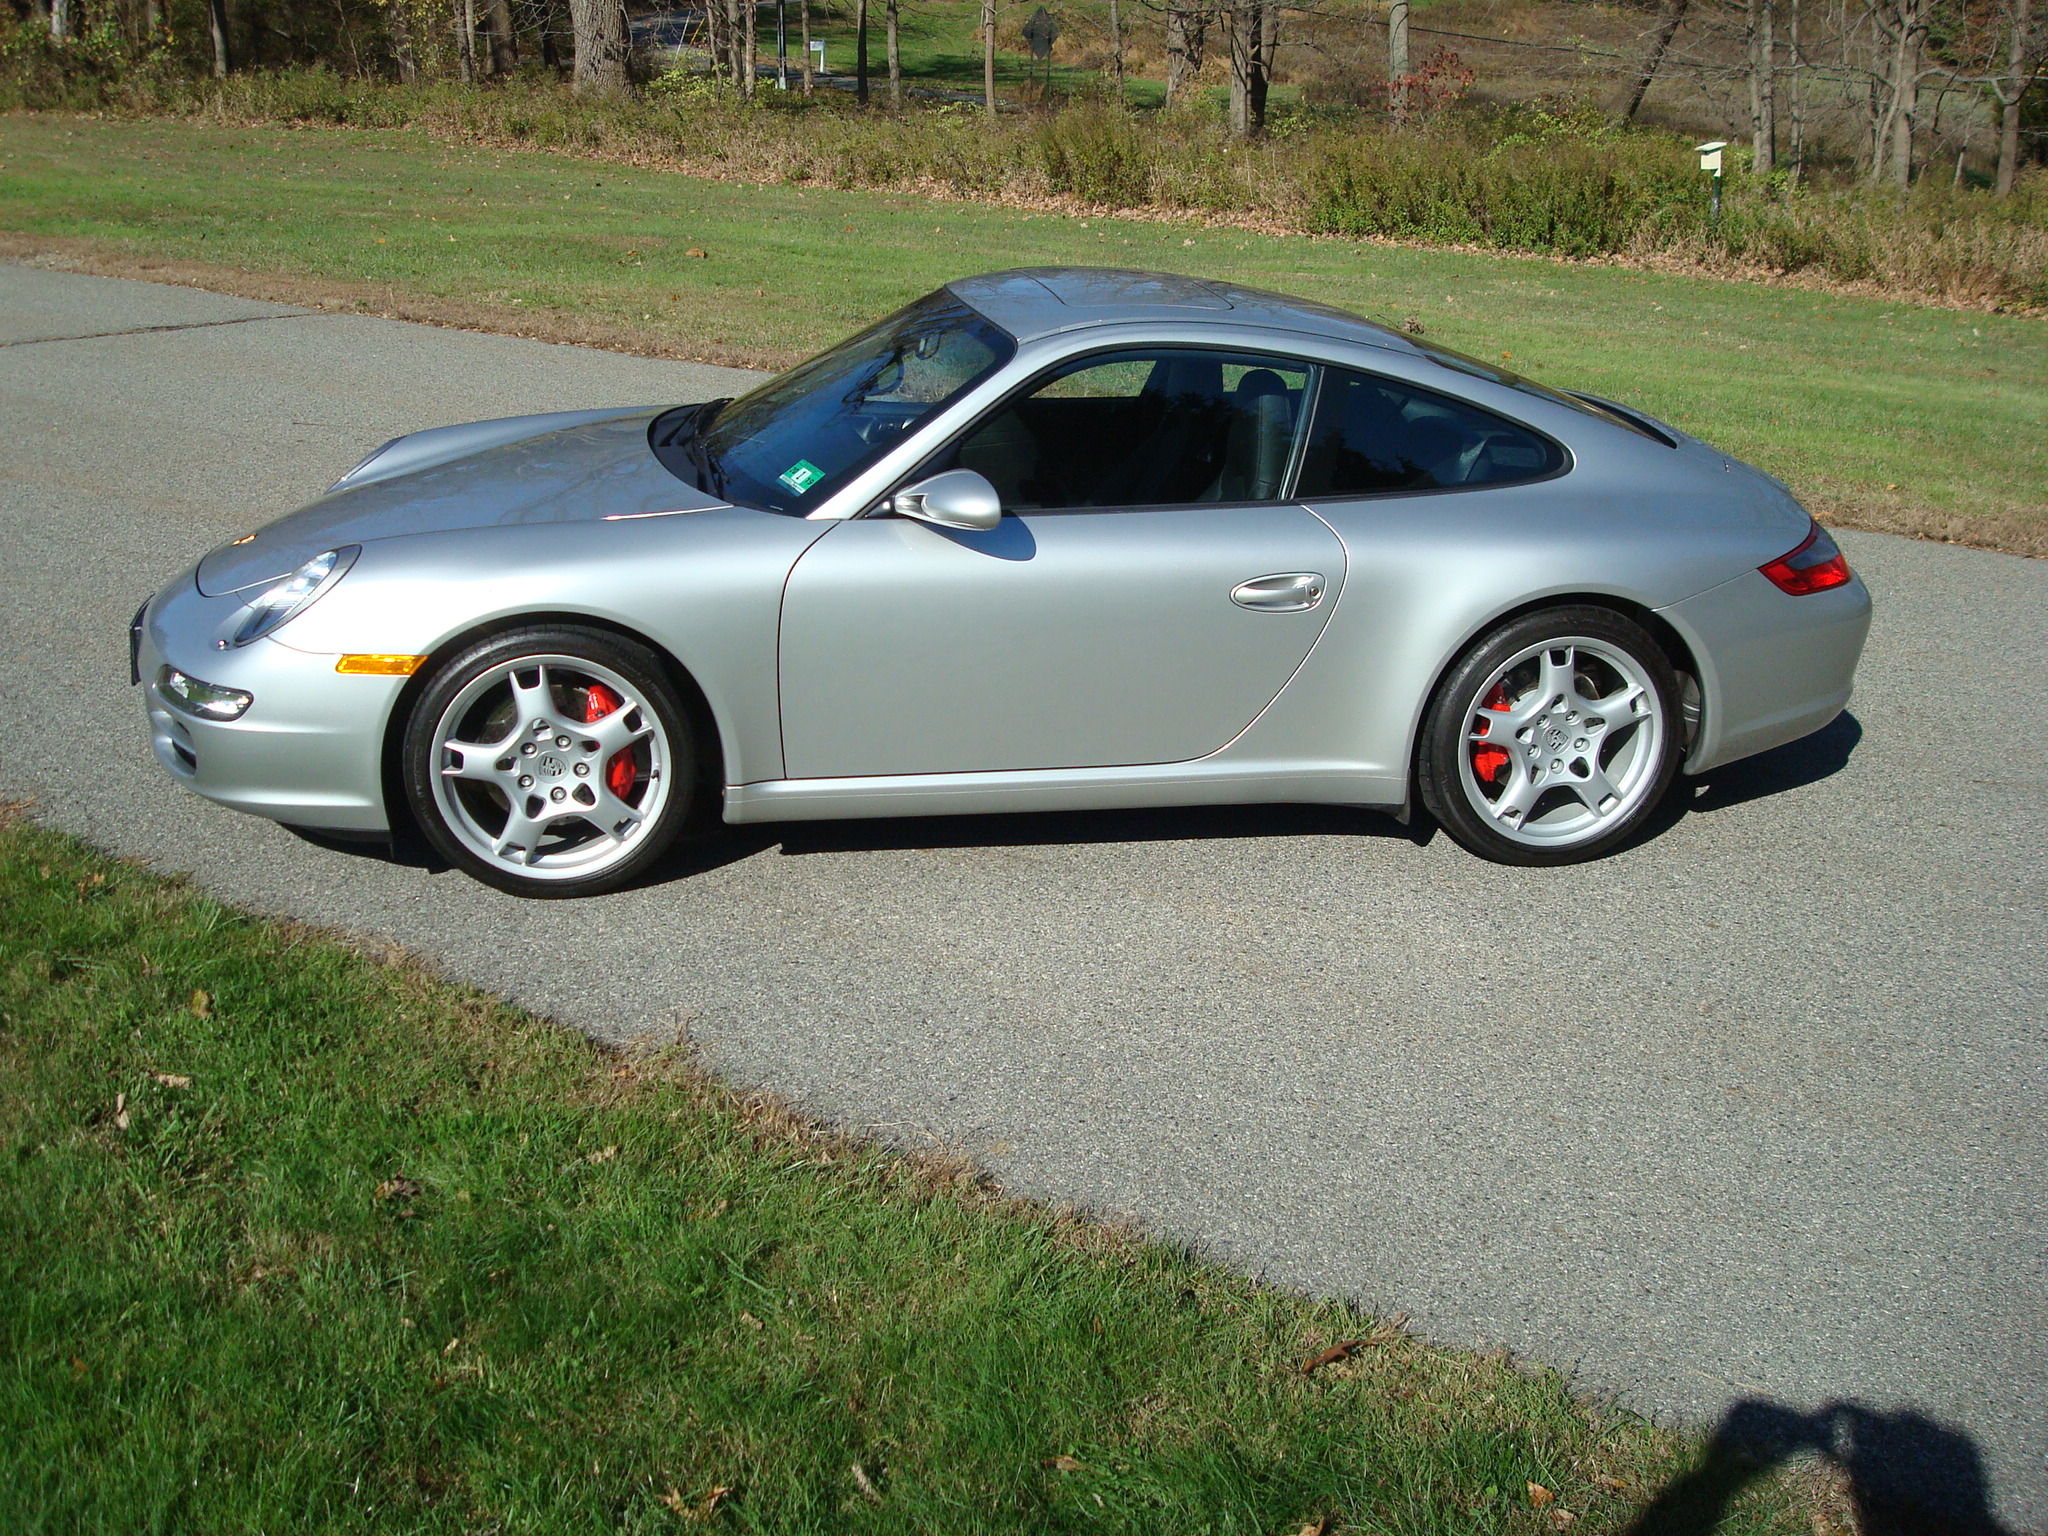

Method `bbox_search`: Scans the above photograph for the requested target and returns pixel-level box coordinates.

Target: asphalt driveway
[3,264,2042,1530]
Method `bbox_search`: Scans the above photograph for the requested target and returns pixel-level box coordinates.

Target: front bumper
[137,574,406,833]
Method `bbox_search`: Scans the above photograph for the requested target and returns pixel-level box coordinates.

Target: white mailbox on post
[1696,140,1728,175]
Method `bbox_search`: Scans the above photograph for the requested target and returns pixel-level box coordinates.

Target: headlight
[157,666,252,721]
[223,546,359,649]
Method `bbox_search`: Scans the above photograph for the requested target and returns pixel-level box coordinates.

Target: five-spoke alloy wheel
[403,627,698,898]
[1418,606,1681,865]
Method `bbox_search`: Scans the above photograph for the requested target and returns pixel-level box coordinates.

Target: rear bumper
[1661,567,1872,774]
[137,577,402,834]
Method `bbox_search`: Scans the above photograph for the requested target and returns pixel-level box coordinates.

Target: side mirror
[889,469,1002,532]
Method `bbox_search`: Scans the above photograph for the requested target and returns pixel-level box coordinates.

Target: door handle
[1231,572,1326,612]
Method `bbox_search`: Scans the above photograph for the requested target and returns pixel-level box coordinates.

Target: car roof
[945,267,1422,355]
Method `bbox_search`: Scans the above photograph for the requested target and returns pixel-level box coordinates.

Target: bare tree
[981,0,996,115]
[886,0,902,105]
[1870,0,1929,183]
[568,0,629,93]
[801,0,814,93]
[1227,0,1267,135]
[1387,0,1409,118]
[1994,0,2043,191]
[207,0,232,74]
[457,0,478,82]
[1164,0,1207,105]
[1621,0,1689,120]
[1109,0,1124,96]
[855,0,869,103]
[47,0,69,40]
[1748,0,1776,170]
[485,0,517,74]
[743,0,757,95]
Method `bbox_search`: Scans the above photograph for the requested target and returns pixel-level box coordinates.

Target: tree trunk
[207,0,232,74]
[1165,0,1205,105]
[1114,0,1133,95]
[458,0,478,83]
[855,0,869,103]
[886,0,901,105]
[981,0,995,116]
[390,0,419,82]
[1388,0,1410,121]
[801,0,813,93]
[1785,0,1803,180]
[568,0,629,94]
[1747,0,1775,173]
[48,0,69,41]
[1886,0,1925,186]
[744,0,757,95]
[1620,0,1685,121]
[1996,0,2033,194]
[487,0,517,74]
[1227,1,1265,137]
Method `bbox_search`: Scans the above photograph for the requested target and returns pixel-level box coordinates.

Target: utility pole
[777,0,788,87]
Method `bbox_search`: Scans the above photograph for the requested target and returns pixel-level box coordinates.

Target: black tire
[401,626,699,898]
[1417,605,1681,866]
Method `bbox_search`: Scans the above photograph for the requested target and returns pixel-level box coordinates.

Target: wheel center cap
[538,754,566,778]
[1543,723,1568,751]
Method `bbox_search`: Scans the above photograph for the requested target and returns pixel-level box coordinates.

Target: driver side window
[944,349,1311,511]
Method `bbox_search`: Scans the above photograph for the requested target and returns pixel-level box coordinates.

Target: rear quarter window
[1295,367,1565,498]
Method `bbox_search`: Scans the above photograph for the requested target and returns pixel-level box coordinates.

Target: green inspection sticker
[777,459,826,495]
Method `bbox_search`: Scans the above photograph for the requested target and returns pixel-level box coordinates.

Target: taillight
[1759,522,1852,595]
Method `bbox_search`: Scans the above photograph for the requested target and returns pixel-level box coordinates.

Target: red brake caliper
[582,684,639,800]
[1472,682,1512,785]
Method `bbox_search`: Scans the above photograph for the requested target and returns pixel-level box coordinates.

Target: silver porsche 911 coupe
[134,268,1870,897]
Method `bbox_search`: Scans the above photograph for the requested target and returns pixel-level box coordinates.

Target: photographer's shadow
[1628,1398,2014,1536]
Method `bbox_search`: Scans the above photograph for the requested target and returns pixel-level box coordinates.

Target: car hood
[196,407,724,595]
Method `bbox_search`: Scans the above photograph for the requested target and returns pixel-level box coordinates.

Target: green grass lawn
[1,115,2041,555]
[0,811,1815,1533]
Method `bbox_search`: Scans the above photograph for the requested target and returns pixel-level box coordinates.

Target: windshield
[1407,336,1671,444]
[653,292,1014,514]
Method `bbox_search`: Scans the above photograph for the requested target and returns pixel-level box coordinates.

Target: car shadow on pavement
[1627,1397,2017,1536]
[759,801,1430,859]
[1683,711,1864,816]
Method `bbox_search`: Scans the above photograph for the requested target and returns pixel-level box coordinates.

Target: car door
[775,347,1347,780]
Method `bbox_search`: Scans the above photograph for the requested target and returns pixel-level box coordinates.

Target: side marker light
[336,654,427,676]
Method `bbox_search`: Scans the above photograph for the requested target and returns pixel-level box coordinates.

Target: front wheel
[402,627,698,898]
[1417,606,1681,866]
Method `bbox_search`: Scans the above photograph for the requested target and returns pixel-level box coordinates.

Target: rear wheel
[1418,606,1680,866]
[402,627,697,898]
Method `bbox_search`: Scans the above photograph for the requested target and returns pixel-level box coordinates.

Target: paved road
[4,265,2043,1530]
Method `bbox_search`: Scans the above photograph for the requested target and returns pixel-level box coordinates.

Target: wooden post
[1388,0,1410,122]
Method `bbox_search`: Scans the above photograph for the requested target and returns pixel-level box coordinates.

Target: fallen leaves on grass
[188,989,212,1018]
[150,1071,191,1089]
[111,1091,129,1132]
[1302,1316,1406,1375]
[1046,1455,1085,1473]
[1528,1481,1555,1508]
[1295,1517,1334,1536]
[850,1462,882,1503]
[374,1175,422,1203]
[659,1484,732,1521]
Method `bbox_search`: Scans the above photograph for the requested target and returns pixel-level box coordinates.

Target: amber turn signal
[335,654,427,676]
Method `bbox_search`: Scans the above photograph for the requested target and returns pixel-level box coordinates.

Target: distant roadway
[3,265,2042,1530]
